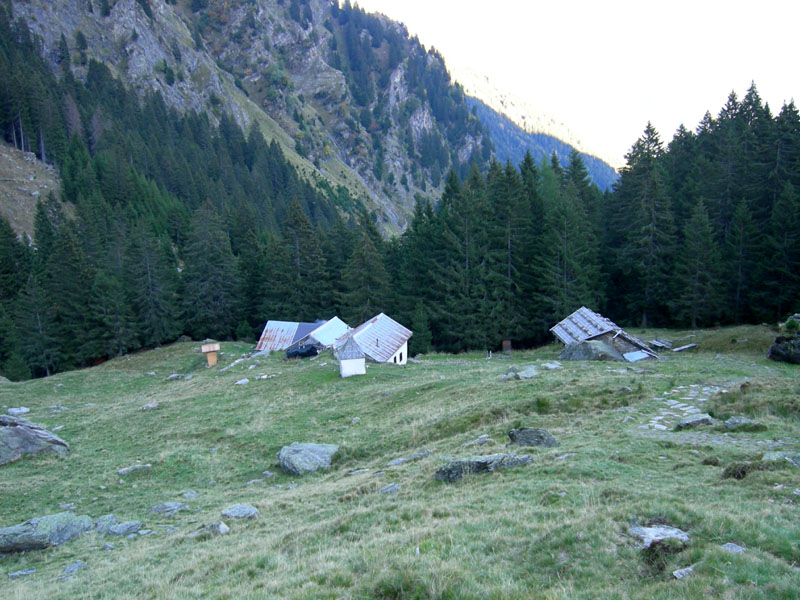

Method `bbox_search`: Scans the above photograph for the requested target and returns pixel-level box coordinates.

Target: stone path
[633,383,796,450]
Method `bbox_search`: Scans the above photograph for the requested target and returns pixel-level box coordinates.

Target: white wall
[387,341,408,365]
[339,357,366,378]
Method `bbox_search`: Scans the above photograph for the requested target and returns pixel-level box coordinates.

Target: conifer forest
[1,5,799,381]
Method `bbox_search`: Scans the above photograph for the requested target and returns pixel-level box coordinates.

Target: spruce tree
[14,273,60,376]
[339,231,390,324]
[672,199,721,327]
[763,182,800,320]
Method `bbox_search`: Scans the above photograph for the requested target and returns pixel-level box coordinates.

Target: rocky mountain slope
[9,0,616,229]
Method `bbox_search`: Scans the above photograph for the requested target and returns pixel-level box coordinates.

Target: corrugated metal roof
[339,313,412,363]
[338,337,365,360]
[308,317,350,348]
[550,306,616,345]
[256,321,314,351]
[550,307,656,357]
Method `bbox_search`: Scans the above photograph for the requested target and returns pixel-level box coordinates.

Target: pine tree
[408,299,432,355]
[339,231,390,324]
[87,269,139,357]
[725,198,760,322]
[181,201,238,340]
[14,273,60,376]
[763,182,800,320]
[672,200,721,327]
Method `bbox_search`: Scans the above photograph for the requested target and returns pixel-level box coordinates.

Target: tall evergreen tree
[339,231,390,324]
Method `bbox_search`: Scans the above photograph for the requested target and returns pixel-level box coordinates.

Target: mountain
[468,97,618,192]
[6,0,614,230]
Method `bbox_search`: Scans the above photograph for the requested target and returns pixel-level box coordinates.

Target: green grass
[1,326,799,598]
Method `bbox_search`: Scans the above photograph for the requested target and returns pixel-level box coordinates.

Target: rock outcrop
[0,512,92,552]
[0,415,69,466]
[766,335,800,364]
[434,453,533,483]
[507,427,558,448]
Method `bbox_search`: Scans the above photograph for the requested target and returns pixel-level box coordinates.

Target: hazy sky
[354,0,800,168]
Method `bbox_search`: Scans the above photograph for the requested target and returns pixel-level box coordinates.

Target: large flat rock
[277,442,338,475]
[0,415,69,466]
[0,512,93,553]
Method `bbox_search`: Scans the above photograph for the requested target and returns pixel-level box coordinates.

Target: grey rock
[619,386,634,393]
[59,560,86,580]
[0,512,93,552]
[559,340,625,362]
[351,417,361,425]
[8,567,35,579]
[117,463,151,476]
[387,450,430,466]
[540,361,563,370]
[379,483,401,494]
[262,471,274,478]
[184,375,193,381]
[144,372,156,376]
[182,490,200,500]
[0,415,70,466]
[7,407,29,417]
[508,427,559,448]
[94,514,117,534]
[516,366,539,380]
[139,402,159,411]
[462,434,495,448]
[59,502,76,511]
[234,378,249,385]
[724,416,766,432]
[126,534,137,540]
[107,521,141,536]
[277,442,338,475]
[166,374,184,381]
[150,502,189,517]
[628,525,689,549]
[347,469,370,476]
[221,504,258,519]
[672,565,694,579]
[761,451,800,467]
[102,543,114,551]
[204,521,230,536]
[434,453,534,483]
[373,471,386,478]
[139,530,153,536]
[675,414,717,430]
[721,542,745,554]
[766,334,800,364]
[246,479,262,485]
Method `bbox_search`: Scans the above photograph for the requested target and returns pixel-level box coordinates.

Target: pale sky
[355,0,800,169]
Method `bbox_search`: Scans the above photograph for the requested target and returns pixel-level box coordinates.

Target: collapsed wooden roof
[550,306,657,358]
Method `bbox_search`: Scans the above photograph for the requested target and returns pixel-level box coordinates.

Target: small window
[399,352,403,363]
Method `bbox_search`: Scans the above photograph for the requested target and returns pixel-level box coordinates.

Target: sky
[354,0,800,169]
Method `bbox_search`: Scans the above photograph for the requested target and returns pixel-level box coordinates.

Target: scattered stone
[766,334,800,364]
[434,453,533,483]
[117,464,151,476]
[379,483,401,494]
[139,530,153,536]
[674,414,716,430]
[139,402,159,411]
[262,471,274,479]
[628,525,689,549]
[182,490,199,500]
[144,372,156,376]
[150,502,190,517]
[277,442,338,475]
[0,415,70,466]
[166,374,184,381]
[373,471,386,478]
[52,425,64,432]
[559,340,625,362]
[539,361,563,370]
[234,378,249,385]
[724,416,766,432]
[0,512,93,552]
[95,514,117,534]
[107,521,141,536]
[184,375,193,381]
[7,407,29,417]
[59,502,76,511]
[507,427,558,448]
[102,543,114,551]
[221,504,258,519]
[205,521,230,536]
[8,567,35,579]
[126,533,137,540]
[761,451,800,467]
[721,542,745,554]
[554,453,576,461]
[351,417,361,425]
[347,469,369,476]
[619,386,633,393]
[48,405,68,413]
[59,560,86,580]
[246,479,261,485]
[516,366,539,380]
[672,565,695,579]
[462,434,495,448]
[387,450,431,466]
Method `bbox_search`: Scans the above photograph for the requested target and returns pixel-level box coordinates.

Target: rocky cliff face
[11,0,489,229]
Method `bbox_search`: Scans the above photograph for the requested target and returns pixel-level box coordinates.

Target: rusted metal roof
[256,320,317,352]
[336,313,412,363]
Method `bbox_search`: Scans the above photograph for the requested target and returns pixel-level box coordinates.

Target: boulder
[8,567,35,579]
[721,542,745,554]
[0,415,69,466]
[150,502,190,517]
[723,416,766,432]
[7,407,29,416]
[0,512,93,552]
[277,442,338,475]
[107,521,142,536]
[559,340,625,362]
[221,504,259,519]
[379,483,401,494]
[675,414,717,430]
[766,334,800,364]
[761,451,800,467]
[628,524,689,549]
[507,427,558,448]
[434,453,533,483]
[94,514,117,534]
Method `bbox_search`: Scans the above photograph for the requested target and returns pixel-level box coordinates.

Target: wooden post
[502,338,512,352]
[201,343,220,367]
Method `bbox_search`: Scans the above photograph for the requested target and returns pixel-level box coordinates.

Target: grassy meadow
[1,325,799,599]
